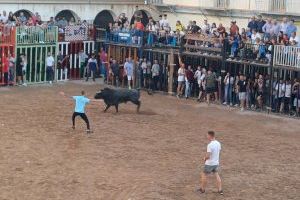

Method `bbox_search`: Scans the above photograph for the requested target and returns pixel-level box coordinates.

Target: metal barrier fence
[16,26,58,84]
[16,26,58,45]
[273,45,300,69]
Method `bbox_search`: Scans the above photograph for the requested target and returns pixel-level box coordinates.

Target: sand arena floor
[0,81,299,200]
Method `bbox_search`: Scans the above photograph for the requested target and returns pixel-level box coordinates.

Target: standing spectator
[16,54,24,85]
[175,20,185,32]
[292,80,300,115]
[286,19,297,38]
[111,59,120,87]
[205,69,217,105]
[79,50,88,78]
[199,131,223,195]
[275,79,285,112]
[177,54,185,98]
[247,16,257,32]
[18,12,27,24]
[256,15,266,33]
[46,52,55,84]
[22,54,27,86]
[86,54,98,82]
[1,11,8,23]
[99,48,108,82]
[185,65,194,99]
[283,79,292,114]
[280,17,289,34]
[238,74,247,111]
[197,68,206,102]
[191,21,201,34]
[194,66,202,95]
[256,75,264,110]
[141,58,148,87]
[124,57,134,89]
[8,53,15,85]
[201,19,210,34]
[230,21,239,36]
[223,72,234,106]
[2,56,9,86]
[217,23,226,38]
[151,60,160,91]
[271,19,280,36]
[262,18,273,38]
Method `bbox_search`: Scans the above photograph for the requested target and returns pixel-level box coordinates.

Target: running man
[60,90,98,134]
[198,131,223,195]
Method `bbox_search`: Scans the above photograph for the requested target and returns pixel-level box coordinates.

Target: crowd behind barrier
[0,10,300,117]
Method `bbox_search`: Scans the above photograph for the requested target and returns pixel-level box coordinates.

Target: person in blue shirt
[286,19,297,38]
[60,90,94,134]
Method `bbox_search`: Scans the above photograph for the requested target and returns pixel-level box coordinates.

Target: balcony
[160,0,299,15]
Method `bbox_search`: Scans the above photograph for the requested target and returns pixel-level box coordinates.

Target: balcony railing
[0,25,16,45]
[273,45,300,69]
[16,26,58,45]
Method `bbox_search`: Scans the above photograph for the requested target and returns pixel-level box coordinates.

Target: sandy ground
[0,81,299,200]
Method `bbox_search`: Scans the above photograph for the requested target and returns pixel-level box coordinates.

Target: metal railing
[0,26,16,45]
[16,26,58,45]
[273,45,300,69]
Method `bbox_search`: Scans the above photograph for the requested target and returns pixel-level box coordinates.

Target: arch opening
[130,10,150,26]
[93,10,115,29]
[55,10,80,23]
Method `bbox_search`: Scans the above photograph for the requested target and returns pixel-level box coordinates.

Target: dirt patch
[0,82,299,200]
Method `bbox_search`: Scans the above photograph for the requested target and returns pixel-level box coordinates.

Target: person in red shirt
[230,21,239,36]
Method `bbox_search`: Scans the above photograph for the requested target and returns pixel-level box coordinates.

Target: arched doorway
[14,9,34,19]
[55,10,80,23]
[130,10,150,26]
[93,10,115,28]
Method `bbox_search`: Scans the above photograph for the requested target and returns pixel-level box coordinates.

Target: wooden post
[168,50,175,94]
[133,47,137,88]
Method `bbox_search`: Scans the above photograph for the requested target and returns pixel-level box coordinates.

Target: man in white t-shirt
[199,131,223,195]
[46,52,55,84]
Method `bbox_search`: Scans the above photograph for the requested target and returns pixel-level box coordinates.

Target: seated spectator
[175,20,184,32]
[217,23,226,37]
[191,21,200,34]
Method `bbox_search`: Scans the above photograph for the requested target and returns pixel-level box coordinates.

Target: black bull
[94,88,141,113]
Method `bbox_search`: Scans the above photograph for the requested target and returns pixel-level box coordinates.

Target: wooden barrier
[0,26,16,85]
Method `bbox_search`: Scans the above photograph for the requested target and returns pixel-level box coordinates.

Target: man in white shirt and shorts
[199,131,223,195]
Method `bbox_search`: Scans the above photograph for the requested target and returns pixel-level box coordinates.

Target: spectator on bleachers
[256,15,266,33]
[286,19,297,38]
[289,32,300,46]
[229,21,239,36]
[280,17,289,34]
[201,19,210,34]
[247,16,257,32]
[262,18,273,37]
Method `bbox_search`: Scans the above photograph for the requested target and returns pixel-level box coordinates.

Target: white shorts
[239,92,246,100]
[294,98,300,107]
[127,76,132,81]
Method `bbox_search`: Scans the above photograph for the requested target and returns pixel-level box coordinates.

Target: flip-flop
[218,190,224,195]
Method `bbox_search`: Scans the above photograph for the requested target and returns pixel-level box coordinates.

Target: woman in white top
[177,54,185,98]
[197,68,206,101]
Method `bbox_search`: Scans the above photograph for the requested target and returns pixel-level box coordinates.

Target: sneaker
[49,81,52,84]
[196,188,205,194]
[230,103,233,106]
[86,129,93,134]
[223,102,227,105]
[218,190,224,195]
[22,83,27,86]
[241,108,245,112]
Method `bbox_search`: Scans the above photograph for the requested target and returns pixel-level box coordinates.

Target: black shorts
[204,165,219,174]
[16,66,23,76]
[206,87,216,94]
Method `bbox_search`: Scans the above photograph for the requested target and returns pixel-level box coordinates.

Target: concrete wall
[0,1,156,22]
